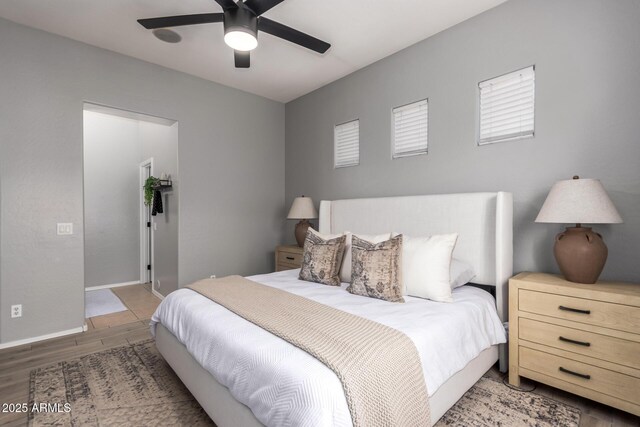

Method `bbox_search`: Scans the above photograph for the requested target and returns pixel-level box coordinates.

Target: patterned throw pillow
[299,228,346,286]
[347,235,404,303]
[339,232,392,284]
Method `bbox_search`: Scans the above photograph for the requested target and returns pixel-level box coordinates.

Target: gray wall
[83,111,141,288]
[141,121,180,296]
[0,18,284,344]
[285,0,640,283]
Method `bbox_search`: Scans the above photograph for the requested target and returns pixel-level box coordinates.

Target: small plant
[144,176,160,206]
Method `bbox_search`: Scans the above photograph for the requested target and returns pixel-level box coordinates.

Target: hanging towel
[151,190,163,216]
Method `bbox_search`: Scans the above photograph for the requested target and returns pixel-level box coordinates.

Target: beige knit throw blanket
[187,275,431,427]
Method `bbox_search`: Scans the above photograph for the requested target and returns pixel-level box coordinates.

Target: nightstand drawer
[277,251,303,266]
[510,273,640,416]
[520,347,640,405]
[276,263,299,272]
[519,289,640,334]
[519,318,640,369]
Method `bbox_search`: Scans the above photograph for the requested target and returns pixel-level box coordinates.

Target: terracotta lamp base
[294,219,311,247]
[554,226,608,284]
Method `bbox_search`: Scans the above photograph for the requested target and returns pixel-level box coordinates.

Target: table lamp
[287,196,318,247]
[535,176,622,284]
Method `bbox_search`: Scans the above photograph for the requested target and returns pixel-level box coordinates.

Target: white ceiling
[0,0,507,102]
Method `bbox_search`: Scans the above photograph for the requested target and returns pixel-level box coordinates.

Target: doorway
[82,103,179,323]
[140,158,153,287]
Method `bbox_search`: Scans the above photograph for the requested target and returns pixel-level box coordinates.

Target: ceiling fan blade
[137,13,224,29]
[214,0,239,11]
[258,17,330,54]
[243,0,285,16]
[234,50,250,68]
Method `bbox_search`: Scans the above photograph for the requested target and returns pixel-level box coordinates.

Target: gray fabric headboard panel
[318,192,513,322]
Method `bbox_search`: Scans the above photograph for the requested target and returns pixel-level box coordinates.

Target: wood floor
[0,284,161,426]
[0,283,638,427]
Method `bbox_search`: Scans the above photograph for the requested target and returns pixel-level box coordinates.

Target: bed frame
[155,191,513,426]
[319,191,513,371]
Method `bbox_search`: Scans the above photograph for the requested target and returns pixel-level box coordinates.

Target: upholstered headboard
[319,191,513,370]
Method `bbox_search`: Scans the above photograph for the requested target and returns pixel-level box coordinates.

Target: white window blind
[478,66,535,145]
[392,99,428,158]
[334,119,359,168]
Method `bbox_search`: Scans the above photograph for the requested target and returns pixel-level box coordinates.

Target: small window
[334,119,360,168]
[392,99,428,158]
[478,65,535,145]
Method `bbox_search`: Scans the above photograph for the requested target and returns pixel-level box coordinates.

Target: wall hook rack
[151,179,173,191]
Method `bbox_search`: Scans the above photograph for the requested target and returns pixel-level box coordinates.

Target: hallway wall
[83,111,141,288]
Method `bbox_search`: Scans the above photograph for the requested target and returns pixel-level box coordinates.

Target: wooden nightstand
[509,272,640,416]
[275,245,303,272]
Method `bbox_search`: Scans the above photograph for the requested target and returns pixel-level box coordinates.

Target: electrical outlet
[57,223,73,235]
[11,304,22,318]
[156,279,161,289]
[210,275,216,279]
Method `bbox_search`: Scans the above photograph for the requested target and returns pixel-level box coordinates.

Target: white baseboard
[0,326,85,350]
[151,288,165,300]
[85,280,141,291]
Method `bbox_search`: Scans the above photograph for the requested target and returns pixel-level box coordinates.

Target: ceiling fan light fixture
[223,7,258,51]
[224,29,258,51]
[137,0,332,68]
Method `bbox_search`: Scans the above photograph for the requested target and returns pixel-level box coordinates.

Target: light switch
[57,223,73,235]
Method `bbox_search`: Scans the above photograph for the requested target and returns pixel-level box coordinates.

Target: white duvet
[151,269,506,427]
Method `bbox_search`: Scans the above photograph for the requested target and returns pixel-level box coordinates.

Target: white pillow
[450,259,476,289]
[402,234,458,302]
[340,232,391,283]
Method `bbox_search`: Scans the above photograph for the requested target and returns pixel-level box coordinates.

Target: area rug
[85,288,128,318]
[28,340,213,426]
[435,377,581,427]
[29,340,580,427]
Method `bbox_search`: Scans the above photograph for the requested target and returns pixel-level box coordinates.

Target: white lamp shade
[287,197,318,220]
[535,178,623,224]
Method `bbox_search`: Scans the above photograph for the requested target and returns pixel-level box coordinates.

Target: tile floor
[86,283,161,330]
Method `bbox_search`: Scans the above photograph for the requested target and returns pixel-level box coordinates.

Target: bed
[152,191,513,426]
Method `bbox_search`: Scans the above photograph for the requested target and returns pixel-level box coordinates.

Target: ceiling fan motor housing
[224,7,258,40]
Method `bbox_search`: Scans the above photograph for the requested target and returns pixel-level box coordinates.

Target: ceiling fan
[137,0,331,68]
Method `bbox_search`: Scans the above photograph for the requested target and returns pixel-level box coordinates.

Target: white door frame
[140,158,154,285]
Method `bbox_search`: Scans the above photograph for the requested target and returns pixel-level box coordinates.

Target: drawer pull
[558,305,591,315]
[286,256,295,260]
[559,367,591,380]
[558,336,591,347]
